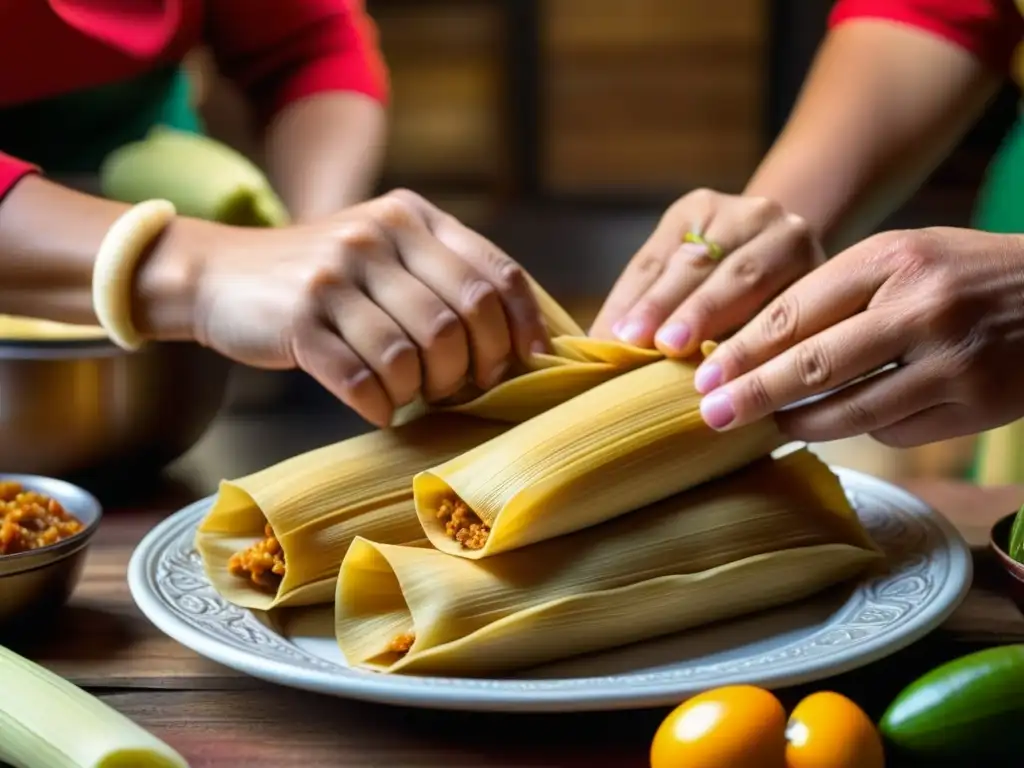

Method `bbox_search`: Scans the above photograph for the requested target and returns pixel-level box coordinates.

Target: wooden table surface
[7,413,1024,768]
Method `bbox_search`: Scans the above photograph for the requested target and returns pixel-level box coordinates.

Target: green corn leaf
[1008,504,1024,563]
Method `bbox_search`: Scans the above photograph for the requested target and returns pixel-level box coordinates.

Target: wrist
[131,215,216,342]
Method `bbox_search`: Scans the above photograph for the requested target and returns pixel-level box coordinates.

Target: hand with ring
[589,189,825,356]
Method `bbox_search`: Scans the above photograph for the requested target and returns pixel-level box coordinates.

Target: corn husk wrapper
[195,280,663,609]
[414,356,786,558]
[337,449,882,675]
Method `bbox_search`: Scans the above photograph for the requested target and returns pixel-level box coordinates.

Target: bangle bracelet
[92,199,177,351]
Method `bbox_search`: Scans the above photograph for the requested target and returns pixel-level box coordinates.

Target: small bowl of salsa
[0,474,102,630]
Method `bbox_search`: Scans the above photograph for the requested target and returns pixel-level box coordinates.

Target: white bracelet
[92,199,177,351]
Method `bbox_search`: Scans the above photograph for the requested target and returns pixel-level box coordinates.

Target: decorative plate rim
[127,466,973,712]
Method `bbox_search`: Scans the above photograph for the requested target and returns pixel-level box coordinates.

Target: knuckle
[718,333,752,373]
[784,211,810,234]
[299,261,347,302]
[794,342,832,389]
[631,250,665,279]
[783,212,815,253]
[886,230,940,276]
[727,255,765,290]
[749,195,783,219]
[373,192,420,229]
[685,293,718,327]
[631,297,671,323]
[683,187,716,208]
[740,373,774,414]
[492,256,527,292]
[335,220,386,253]
[761,295,799,346]
[944,336,988,397]
[840,399,878,433]
[386,187,425,207]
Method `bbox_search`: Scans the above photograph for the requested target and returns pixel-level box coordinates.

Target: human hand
[156,189,547,427]
[590,189,823,355]
[692,227,1024,446]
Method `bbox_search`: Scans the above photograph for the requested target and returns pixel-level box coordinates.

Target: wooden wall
[371,0,769,205]
[541,0,767,196]
[194,0,770,213]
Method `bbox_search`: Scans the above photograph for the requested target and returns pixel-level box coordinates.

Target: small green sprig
[1008,503,1024,563]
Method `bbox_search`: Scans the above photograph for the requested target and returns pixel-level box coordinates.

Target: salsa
[0,482,85,555]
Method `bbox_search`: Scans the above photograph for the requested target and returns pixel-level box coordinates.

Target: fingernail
[485,361,509,388]
[694,362,723,394]
[654,322,692,353]
[612,318,648,346]
[345,368,374,390]
[700,390,735,430]
[531,340,547,356]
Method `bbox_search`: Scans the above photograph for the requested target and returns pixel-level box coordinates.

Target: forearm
[264,92,387,223]
[744,20,1001,252]
[0,175,205,339]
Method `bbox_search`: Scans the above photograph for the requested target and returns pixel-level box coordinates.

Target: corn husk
[336,449,882,675]
[196,280,663,609]
[413,357,786,558]
[194,414,508,609]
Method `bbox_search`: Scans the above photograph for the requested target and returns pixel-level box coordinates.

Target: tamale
[336,448,882,675]
[195,414,509,610]
[414,357,786,558]
[195,281,664,610]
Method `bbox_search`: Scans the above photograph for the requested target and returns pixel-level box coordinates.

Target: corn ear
[99,126,290,227]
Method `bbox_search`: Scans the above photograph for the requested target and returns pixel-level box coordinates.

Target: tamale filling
[436,496,490,550]
[227,523,286,591]
[388,632,416,656]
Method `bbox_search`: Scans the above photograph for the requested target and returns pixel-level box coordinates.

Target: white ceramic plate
[128,467,972,712]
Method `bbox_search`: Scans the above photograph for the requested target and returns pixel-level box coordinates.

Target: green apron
[970,112,1024,484]
[0,65,202,177]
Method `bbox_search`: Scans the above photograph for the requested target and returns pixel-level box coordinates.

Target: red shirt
[829,0,1024,73]
[0,0,388,198]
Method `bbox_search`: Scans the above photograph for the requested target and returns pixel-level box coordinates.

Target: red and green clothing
[829,0,1024,234]
[0,0,389,198]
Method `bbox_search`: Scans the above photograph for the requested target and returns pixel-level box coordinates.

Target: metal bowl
[0,339,231,477]
[0,473,103,629]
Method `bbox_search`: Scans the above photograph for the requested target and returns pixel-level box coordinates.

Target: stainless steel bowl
[0,340,231,477]
[0,473,102,628]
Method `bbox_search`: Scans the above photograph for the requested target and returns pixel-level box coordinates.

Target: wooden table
[8,413,1024,767]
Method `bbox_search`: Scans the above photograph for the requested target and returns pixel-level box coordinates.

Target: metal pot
[0,340,231,477]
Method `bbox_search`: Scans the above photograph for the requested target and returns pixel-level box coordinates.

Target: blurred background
[180,0,1022,483]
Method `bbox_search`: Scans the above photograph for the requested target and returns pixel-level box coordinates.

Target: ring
[683,232,725,262]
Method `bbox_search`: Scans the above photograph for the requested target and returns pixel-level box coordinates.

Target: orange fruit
[650,685,788,768]
[786,691,885,768]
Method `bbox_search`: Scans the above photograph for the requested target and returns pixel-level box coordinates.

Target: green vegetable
[99,126,290,227]
[1008,504,1024,563]
[880,644,1024,759]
